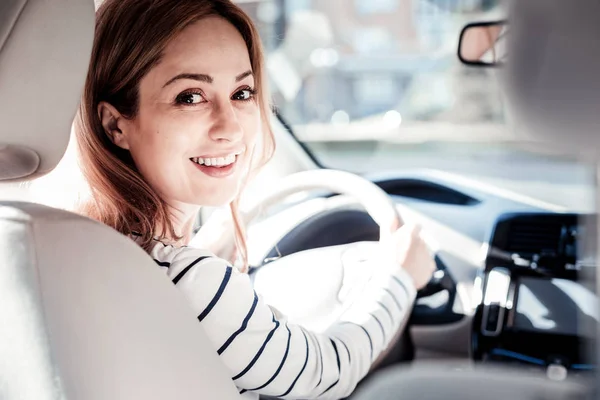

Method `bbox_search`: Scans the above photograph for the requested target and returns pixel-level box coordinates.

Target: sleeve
[165,247,416,400]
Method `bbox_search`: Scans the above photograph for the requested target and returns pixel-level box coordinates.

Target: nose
[208,102,244,143]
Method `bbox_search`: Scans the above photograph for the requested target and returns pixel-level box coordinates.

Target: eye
[232,88,256,102]
[175,91,205,105]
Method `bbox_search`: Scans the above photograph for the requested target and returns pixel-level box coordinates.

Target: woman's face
[105,16,260,211]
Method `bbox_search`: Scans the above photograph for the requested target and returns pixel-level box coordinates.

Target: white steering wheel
[242,169,402,241]
[193,169,402,262]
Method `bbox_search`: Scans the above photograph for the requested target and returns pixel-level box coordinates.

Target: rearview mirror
[458,21,507,67]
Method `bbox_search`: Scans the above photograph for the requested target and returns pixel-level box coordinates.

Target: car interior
[1,0,598,399]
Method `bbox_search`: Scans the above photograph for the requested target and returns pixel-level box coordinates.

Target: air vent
[505,219,563,255]
[375,178,480,206]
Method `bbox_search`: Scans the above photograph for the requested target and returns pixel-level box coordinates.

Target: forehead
[155,16,252,81]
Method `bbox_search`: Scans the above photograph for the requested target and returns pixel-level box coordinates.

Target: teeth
[192,154,237,167]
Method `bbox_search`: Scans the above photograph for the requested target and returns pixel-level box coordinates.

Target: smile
[189,153,240,178]
[190,154,237,167]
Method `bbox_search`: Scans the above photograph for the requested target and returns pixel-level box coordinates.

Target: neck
[164,203,200,246]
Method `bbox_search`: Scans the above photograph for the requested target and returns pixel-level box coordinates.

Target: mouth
[190,154,238,168]
[189,152,241,178]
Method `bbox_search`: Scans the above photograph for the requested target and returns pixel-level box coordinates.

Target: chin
[189,185,240,208]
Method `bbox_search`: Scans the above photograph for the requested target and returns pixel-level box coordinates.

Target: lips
[190,154,240,178]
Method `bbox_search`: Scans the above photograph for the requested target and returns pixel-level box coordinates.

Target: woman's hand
[387,223,437,290]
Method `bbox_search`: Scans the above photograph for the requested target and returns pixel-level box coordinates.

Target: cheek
[127,113,199,182]
[136,110,201,150]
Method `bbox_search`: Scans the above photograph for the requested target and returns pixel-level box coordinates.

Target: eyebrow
[163,70,253,88]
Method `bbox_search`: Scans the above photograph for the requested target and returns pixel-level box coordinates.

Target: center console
[472,213,597,374]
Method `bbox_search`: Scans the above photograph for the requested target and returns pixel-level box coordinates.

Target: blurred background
[238,0,594,212]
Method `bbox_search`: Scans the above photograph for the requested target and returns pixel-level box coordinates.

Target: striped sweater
[140,238,416,399]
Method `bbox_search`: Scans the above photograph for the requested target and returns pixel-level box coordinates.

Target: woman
[75,0,436,398]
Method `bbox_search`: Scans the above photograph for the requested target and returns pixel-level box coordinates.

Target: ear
[98,101,131,150]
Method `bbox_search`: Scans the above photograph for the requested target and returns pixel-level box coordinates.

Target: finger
[409,223,421,238]
[418,228,439,254]
[393,221,419,238]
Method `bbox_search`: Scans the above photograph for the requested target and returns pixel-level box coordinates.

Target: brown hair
[75,0,274,269]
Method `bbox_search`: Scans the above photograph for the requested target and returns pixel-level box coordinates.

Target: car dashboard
[245,169,597,376]
[473,213,596,374]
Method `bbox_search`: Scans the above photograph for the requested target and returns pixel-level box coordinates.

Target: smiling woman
[76,0,275,259]
[95,16,261,207]
[73,1,435,399]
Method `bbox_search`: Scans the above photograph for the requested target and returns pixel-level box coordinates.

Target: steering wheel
[193,169,402,258]
[194,169,409,335]
[244,169,402,239]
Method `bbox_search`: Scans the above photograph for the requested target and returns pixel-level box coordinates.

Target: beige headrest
[0,0,94,181]
[504,0,600,157]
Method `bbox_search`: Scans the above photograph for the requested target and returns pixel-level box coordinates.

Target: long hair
[75,0,275,269]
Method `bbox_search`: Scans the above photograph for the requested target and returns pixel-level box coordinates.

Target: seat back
[0,1,240,399]
[504,0,600,156]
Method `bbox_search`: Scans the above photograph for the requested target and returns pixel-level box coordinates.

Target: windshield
[238,0,594,211]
